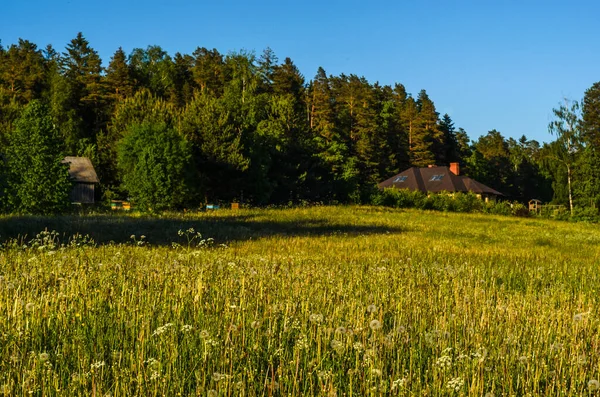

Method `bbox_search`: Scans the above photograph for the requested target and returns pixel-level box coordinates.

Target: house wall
[70,183,95,204]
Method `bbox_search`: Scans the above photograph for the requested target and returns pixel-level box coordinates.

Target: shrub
[570,206,600,222]
[117,122,194,212]
[453,192,483,213]
[3,101,72,214]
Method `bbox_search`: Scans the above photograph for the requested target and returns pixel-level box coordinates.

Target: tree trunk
[567,164,573,215]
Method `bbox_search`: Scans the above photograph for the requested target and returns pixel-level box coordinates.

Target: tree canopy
[0,32,597,212]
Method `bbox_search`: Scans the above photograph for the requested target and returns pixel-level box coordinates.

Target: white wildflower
[90,361,105,370]
[309,313,323,323]
[391,378,407,390]
[446,376,464,392]
[435,355,453,369]
[369,319,382,330]
[589,379,600,391]
[366,304,377,313]
[330,340,344,354]
[152,323,174,337]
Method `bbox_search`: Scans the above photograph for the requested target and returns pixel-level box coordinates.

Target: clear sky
[3,0,599,143]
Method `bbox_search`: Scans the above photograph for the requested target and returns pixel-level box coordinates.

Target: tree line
[0,33,597,213]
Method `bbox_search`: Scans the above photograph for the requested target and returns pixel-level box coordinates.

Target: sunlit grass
[1,206,600,395]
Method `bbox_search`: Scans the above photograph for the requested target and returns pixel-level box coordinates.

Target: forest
[1,32,599,213]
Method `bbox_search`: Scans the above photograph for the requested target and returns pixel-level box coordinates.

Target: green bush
[117,122,194,212]
[570,206,600,222]
[3,101,72,214]
[453,192,483,213]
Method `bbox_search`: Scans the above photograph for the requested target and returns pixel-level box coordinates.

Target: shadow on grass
[0,213,403,246]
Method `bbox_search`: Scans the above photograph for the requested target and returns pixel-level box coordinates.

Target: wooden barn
[62,156,100,204]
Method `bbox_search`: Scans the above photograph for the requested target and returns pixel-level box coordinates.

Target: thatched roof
[62,156,100,183]
[378,166,502,196]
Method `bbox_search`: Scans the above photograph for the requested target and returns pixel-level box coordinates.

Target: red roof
[378,166,503,196]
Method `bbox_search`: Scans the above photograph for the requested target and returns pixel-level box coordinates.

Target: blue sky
[3,0,599,143]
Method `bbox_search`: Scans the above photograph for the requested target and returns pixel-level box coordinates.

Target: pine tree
[582,82,600,147]
[439,113,459,163]
[191,47,224,97]
[0,39,46,104]
[105,47,135,103]
[409,90,437,167]
[257,47,278,93]
[59,32,106,152]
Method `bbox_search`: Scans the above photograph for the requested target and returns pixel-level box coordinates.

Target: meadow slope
[1,207,599,396]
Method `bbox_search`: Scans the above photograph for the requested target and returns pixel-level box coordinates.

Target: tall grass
[1,207,599,395]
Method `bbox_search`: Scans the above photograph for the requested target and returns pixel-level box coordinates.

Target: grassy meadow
[1,206,600,396]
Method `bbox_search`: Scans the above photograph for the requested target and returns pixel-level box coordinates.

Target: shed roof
[62,156,100,183]
[378,166,502,196]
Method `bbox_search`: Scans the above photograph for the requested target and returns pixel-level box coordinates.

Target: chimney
[450,162,460,175]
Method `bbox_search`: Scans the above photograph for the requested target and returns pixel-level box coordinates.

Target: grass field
[1,206,600,396]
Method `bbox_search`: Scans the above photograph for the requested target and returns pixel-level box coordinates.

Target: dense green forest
[0,33,599,212]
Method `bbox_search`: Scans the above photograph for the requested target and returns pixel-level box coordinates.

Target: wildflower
[391,378,407,390]
[296,334,309,350]
[330,340,344,354]
[446,377,464,392]
[91,361,105,370]
[39,353,49,362]
[212,373,225,382]
[251,320,261,329]
[369,319,382,330]
[150,371,160,381]
[130,235,135,240]
[152,323,174,337]
[181,325,193,333]
[309,313,323,323]
[25,303,34,312]
[207,390,218,397]
[589,379,600,391]
[435,355,453,369]
[335,326,346,334]
[366,304,377,313]
[574,313,584,322]
[144,358,160,368]
[200,330,210,339]
[370,368,382,377]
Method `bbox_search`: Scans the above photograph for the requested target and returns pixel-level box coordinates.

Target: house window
[429,174,445,181]
[393,176,408,183]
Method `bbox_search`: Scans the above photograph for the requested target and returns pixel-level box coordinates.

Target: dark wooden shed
[62,157,100,204]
